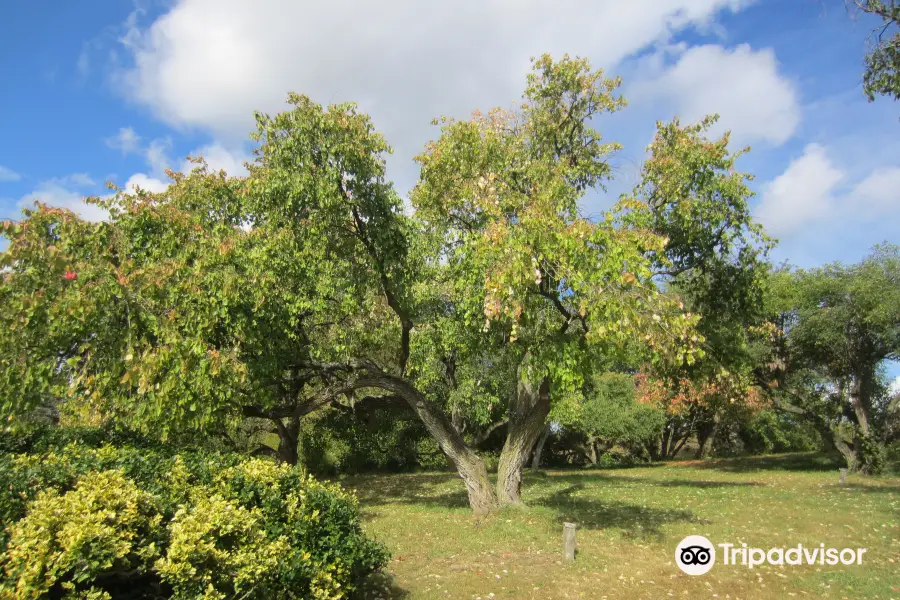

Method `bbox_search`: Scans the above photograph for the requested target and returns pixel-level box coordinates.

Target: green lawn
[342,454,900,599]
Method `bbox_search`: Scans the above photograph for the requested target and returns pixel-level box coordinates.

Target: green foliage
[0,91,411,438]
[760,245,900,473]
[297,409,435,475]
[564,373,665,448]
[739,410,822,454]
[0,428,388,599]
[411,54,706,430]
[852,0,900,101]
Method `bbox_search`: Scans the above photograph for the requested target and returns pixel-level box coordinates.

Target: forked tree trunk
[358,372,498,514]
[496,375,550,506]
[833,427,859,472]
[531,423,551,472]
[274,417,300,465]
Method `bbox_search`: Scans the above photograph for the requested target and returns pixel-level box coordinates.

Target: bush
[298,408,436,475]
[739,410,822,455]
[0,428,389,599]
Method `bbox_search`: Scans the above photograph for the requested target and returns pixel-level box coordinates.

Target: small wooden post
[839,468,848,485]
[563,522,577,561]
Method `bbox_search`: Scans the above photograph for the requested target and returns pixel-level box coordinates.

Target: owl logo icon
[675,535,716,575]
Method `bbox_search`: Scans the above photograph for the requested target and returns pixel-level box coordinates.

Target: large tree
[412,57,770,505]
[2,55,770,514]
[758,246,900,473]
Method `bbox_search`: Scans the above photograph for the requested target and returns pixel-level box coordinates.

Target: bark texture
[497,375,550,505]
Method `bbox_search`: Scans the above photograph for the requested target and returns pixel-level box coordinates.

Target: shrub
[739,410,822,455]
[1,470,163,600]
[0,428,389,599]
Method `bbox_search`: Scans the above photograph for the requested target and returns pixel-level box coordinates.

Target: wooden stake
[563,522,577,561]
[840,468,848,485]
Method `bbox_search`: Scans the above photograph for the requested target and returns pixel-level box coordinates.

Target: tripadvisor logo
[676,535,716,575]
[675,536,867,575]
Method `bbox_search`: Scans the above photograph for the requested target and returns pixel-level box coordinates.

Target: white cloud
[0,165,22,182]
[123,173,169,193]
[851,166,900,214]
[106,126,142,155]
[113,0,753,188]
[45,173,96,188]
[17,182,108,222]
[755,144,900,239]
[181,143,250,176]
[755,144,843,236]
[629,44,800,147]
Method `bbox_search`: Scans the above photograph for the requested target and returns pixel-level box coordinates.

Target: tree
[623,115,774,461]
[1,55,770,514]
[848,0,900,101]
[0,100,406,466]
[758,246,900,473]
[554,372,665,465]
[412,54,709,506]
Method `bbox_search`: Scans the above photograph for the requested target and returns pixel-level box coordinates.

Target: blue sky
[1,0,898,382]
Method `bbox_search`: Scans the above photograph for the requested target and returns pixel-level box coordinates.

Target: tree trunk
[694,411,721,460]
[582,439,598,466]
[849,372,883,474]
[849,375,872,437]
[531,423,551,472]
[833,427,859,472]
[496,375,551,506]
[273,416,300,465]
[357,371,498,514]
[658,425,672,461]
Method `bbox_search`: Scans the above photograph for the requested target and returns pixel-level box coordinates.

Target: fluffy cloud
[851,166,900,214]
[181,143,250,176]
[629,44,800,147]
[755,143,900,238]
[0,165,21,182]
[17,182,108,222]
[755,144,843,236]
[114,0,753,188]
[122,173,168,194]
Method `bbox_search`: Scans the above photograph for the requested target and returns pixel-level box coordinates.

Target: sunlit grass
[343,453,900,599]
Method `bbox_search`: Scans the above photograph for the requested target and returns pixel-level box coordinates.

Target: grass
[341,453,900,599]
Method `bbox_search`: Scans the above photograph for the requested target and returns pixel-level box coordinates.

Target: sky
[0,0,898,382]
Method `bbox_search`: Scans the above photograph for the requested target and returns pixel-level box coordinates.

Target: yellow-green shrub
[0,470,162,600]
[0,430,389,599]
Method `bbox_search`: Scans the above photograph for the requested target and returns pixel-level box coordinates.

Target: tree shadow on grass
[677,452,843,473]
[532,483,705,540]
[342,472,470,510]
[354,570,409,599]
[839,482,900,494]
[537,472,765,489]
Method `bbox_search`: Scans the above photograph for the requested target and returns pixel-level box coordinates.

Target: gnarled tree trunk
[358,371,498,514]
[496,375,550,506]
[849,372,883,474]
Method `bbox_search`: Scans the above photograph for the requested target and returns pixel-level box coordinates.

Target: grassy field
[343,454,900,600]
